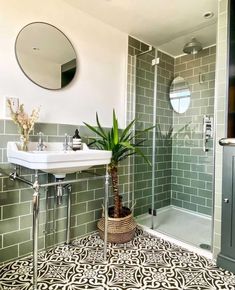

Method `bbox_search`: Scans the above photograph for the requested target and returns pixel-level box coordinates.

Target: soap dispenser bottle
[72,129,82,151]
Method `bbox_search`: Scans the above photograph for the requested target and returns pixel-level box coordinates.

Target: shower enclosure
[128,36,216,251]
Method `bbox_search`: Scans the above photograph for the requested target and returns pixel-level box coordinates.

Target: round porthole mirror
[169,76,191,113]
[15,22,77,90]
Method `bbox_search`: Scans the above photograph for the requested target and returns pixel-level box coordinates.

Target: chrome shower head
[183,38,202,55]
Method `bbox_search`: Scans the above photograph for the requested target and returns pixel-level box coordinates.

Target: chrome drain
[199,243,211,250]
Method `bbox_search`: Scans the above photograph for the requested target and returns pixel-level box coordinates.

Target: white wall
[0,0,128,127]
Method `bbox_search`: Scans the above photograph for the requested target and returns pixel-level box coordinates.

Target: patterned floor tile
[0,228,235,290]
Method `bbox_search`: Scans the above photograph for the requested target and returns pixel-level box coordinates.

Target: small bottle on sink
[72,129,82,151]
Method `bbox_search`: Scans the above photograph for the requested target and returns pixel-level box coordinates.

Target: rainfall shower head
[183,38,202,55]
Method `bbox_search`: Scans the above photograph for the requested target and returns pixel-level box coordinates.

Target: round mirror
[170,76,191,113]
[15,22,77,90]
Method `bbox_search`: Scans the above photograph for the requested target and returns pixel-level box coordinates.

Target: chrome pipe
[9,172,33,187]
[44,187,49,251]
[40,175,104,187]
[56,183,63,205]
[66,184,72,244]
[9,172,104,188]
[104,165,109,261]
[32,171,39,290]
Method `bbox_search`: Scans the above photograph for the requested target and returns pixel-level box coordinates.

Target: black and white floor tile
[0,228,235,290]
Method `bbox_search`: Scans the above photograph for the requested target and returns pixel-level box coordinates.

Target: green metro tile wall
[171,46,216,215]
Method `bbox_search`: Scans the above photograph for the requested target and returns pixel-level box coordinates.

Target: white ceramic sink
[7,142,112,178]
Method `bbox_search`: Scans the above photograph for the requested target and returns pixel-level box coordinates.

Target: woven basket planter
[97,206,136,244]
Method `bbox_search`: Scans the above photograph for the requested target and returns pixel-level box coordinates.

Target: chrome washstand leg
[32,170,40,290]
[104,165,109,261]
[65,184,72,244]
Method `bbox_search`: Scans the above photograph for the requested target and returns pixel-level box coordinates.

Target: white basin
[7,142,112,178]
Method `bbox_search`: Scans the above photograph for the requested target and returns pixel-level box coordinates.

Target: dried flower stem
[7,99,40,150]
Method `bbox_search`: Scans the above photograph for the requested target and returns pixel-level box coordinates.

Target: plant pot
[97,206,136,243]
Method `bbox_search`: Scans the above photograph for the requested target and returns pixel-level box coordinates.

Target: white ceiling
[64,0,218,56]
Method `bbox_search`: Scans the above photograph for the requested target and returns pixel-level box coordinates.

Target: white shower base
[136,205,211,250]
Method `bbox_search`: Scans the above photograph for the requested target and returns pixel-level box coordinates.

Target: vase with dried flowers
[7,99,40,151]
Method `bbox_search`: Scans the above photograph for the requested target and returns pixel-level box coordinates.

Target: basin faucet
[37,132,46,151]
[63,134,71,151]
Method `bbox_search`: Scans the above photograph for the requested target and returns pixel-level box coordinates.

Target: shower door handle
[203,115,213,152]
[219,138,235,146]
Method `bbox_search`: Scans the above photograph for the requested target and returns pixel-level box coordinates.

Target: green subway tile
[70,224,86,239]
[128,36,141,49]
[20,214,33,229]
[19,237,44,257]
[0,235,2,248]
[186,59,201,69]
[191,196,206,206]
[20,188,35,202]
[34,122,58,136]
[2,177,27,191]
[0,120,4,133]
[162,199,171,207]
[184,171,198,179]
[184,156,198,163]
[206,199,212,207]
[71,202,87,216]
[198,188,212,199]
[202,54,216,65]
[87,199,103,211]
[178,162,190,171]
[135,190,143,199]
[177,148,190,155]
[5,120,18,134]
[87,179,104,191]
[86,221,97,233]
[172,184,183,192]
[128,46,134,56]
[0,134,18,148]
[182,201,197,211]
[183,186,197,195]
[191,179,206,189]
[206,182,213,190]
[177,177,191,186]
[54,230,67,245]
[133,207,142,217]
[58,124,78,136]
[0,190,19,205]
[73,180,88,192]
[56,218,67,231]
[199,173,212,182]
[191,164,205,172]
[180,54,194,63]
[77,190,94,203]
[0,245,18,263]
[0,218,19,234]
[3,228,30,247]
[173,155,184,162]
[171,198,183,207]
[55,206,68,219]
[198,205,212,216]
[177,192,190,202]
[77,211,94,225]
[3,202,30,219]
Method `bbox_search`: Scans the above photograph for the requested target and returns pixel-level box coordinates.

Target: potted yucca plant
[84,110,153,243]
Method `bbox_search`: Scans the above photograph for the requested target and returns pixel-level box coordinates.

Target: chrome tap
[37,132,46,151]
[63,134,71,151]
